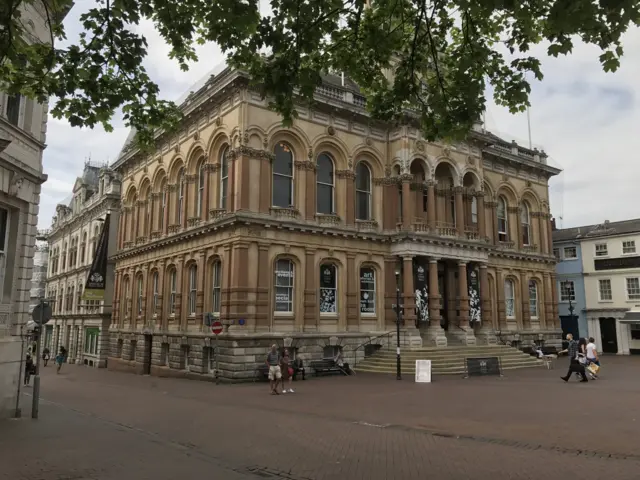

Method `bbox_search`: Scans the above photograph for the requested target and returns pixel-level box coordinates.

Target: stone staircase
[353,345,545,376]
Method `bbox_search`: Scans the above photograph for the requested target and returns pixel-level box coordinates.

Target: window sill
[598,300,613,303]
[562,258,579,261]
[506,316,516,320]
[273,312,294,318]
[320,313,338,318]
[360,313,376,318]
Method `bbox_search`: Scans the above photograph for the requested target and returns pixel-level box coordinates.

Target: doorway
[599,317,618,354]
[142,335,153,375]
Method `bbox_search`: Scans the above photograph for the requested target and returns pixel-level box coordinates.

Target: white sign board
[415,360,432,383]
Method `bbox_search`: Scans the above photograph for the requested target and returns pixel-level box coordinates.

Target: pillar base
[475,326,498,345]
[400,327,423,348]
[424,324,448,347]
[449,325,477,346]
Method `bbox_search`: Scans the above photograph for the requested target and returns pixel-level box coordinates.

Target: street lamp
[563,280,576,337]
[394,269,402,380]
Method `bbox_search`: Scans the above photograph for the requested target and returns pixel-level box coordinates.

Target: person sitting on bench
[334,351,352,375]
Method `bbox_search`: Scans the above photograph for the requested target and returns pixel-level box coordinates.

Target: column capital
[458,260,467,266]
[402,255,414,261]
[479,263,488,269]
[429,257,440,263]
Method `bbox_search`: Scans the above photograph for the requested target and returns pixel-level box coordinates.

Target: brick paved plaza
[2,356,640,480]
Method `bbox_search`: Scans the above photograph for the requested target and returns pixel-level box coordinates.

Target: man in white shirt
[586,337,600,366]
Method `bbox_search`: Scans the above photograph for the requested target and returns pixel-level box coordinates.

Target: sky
[38,1,640,230]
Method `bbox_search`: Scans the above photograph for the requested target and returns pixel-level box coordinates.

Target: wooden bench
[310,358,348,376]
[523,345,558,369]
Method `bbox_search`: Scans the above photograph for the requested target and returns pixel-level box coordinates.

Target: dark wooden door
[599,317,618,354]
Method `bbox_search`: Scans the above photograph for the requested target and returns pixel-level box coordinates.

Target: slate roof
[553,218,640,243]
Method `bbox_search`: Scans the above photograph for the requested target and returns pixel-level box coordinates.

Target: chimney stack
[551,217,557,231]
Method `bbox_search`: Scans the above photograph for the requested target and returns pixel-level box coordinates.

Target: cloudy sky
[39,1,640,230]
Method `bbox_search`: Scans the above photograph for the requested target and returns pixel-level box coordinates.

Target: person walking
[280,349,294,394]
[559,334,588,383]
[42,347,50,367]
[265,344,282,395]
[585,337,600,378]
[55,347,66,374]
[24,354,34,386]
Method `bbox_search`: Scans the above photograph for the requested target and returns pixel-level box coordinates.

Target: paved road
[3,356,640,480]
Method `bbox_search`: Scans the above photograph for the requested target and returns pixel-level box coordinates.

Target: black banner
[413,257,429,322]
[82,213,110,301]
[467,266,481,323]
[466,357,501,377]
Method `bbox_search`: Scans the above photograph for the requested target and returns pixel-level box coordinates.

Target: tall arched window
[136,275,143,316]
[168,269,177,315]
[319,263,338,313]
[521,202,531,246]
[528,279,538,318]
[152,271,159,313]
[272,143,294,208]
[197,160,205,217]
[360,267,376,315]
[504,279,515,318]
[316,153,334,214]
[188,264,197,316]
[211,260,222,316]
[497,196,508,242]
[177,168,185,224]
[274,258,294,313]
[471,196,478,224]
[220,147,228,209]
[355,162,371,221]
[159,179,167,230]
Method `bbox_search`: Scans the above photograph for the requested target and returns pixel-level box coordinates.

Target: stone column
[176,255,185,330]
[196,251,206,326]
[183,177,193,229]
[550,273,559,328]
[427,258,446,346]
[476,264,496,344]
[163,186,170,233]
[235,152,251,211]
[343,170,356,226]
[303,248,317,331]
[401,175,412,230]
[382,180,398,230]
[496,269,506,329]
[458,262,469,326]
[201,165,211,221]
[546,214,554,255]
[168,184,177,227]
[228,153,237,213]
[221,245,232,327]
[402,256,415,327]
[255,244,270,332]
[230,242,249,324]
[543,273,553,330]
[117,211,125,249]
[508,206,520,247]
[346,253,358,331]
[490,202,499,244]
[112,271,121,328]
[157,260,165,328]
[384,256,398,329]
[303,162,316,220]
[259,155,271,214]
[454,186,465,236]
[477,193,486,240]
[413,183,423,221]
[426,180,436,229]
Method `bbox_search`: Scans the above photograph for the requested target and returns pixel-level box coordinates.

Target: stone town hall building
[108,66,561,380]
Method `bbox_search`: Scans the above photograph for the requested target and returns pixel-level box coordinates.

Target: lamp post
[394,270,402,380]
[563,280,576,336]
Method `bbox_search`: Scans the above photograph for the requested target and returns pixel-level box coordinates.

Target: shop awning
[620,309,640,323]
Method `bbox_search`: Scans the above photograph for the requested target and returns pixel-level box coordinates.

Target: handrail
[352,329,408,369]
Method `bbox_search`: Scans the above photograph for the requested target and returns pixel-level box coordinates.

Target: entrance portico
[391,241,494,346]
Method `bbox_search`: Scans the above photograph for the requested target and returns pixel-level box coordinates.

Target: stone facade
[108,67,562,381]
[45,164,121,368]
[0,3,66,418]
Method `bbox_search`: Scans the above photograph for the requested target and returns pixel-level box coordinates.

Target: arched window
[274,258,294,313]
[272,142,294,208]
[220,147,229,209]
[504,279,515,319]
[360,267,376,315]
[211,260,222,316]
[521,202,531,246]
[159,179,167,230]
[497,196,508,242]
[80,232,87,264]
[136,275,143,316]
[197,160,205,217]
[188,264,197,316]
[319,263,338,313]
[316,153,334,214]
[177,168,185,224]
[529,279,538,318]
[168,269,177,315]
[152,271,159,313]
[471,196,478,224]
[355,162,371,220]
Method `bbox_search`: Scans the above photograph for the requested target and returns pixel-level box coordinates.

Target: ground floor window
[84,327,100,355]
[319,263,337,314]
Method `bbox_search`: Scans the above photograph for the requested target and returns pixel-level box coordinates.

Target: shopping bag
[587,363,600,376]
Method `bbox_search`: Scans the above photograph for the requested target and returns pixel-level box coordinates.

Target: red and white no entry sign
[211,320,223,335]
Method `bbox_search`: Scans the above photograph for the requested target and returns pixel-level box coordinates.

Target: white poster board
[415,360,432,383]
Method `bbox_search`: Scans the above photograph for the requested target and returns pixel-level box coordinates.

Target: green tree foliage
[2,0,638,149]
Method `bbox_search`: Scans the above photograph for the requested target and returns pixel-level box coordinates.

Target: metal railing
[352,329,409,370]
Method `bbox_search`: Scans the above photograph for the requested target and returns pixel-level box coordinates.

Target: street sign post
[210,320,223,384]
[31,299,52,419]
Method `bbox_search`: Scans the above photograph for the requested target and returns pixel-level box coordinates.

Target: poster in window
[413,258,429,323]
[319,265,337,313]
[360,268,375,314]
[467,266,481,323]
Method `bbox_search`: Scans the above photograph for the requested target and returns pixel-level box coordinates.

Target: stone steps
[353,345,545,375]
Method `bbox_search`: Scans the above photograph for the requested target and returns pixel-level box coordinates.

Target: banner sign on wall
[82,213,111,301]
[413,258,429,323]
[468,266,481,323]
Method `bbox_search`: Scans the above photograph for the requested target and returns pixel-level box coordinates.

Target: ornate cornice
[228,145,275,161]
[336,169,356,179]
[373,176,400,186]
[507,206,521,214]
[185,174,197,184]
[167,184,178,192]
[294,160,316,171]
[204,163,219,172]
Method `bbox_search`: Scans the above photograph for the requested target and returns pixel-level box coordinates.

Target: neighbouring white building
[45,163,120,368]
[29,230,50,311]
[578,219,640,355]
[0,3,70,419]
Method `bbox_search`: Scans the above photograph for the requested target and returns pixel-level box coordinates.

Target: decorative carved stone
[365,137,372,146]
[174,145,179,153]
[307,147,313,160]
[185,174,197,184]
[294,160,316,171]
[416,141,425,152]
[336,169,356,179]
[215,117,222,127]
[327,126,335,136]
[443,147,451,157]
[228,145,275,162]
[8,174,24,196]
